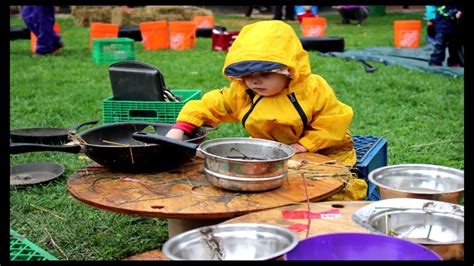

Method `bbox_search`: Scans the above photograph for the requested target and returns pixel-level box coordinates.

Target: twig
[43,228,68,259]
[101,140,130,146]
[300,173,311,239]
[30,204,66,221]
[410,139,455,148]
[426,224,433,240]
[129,146,134,164]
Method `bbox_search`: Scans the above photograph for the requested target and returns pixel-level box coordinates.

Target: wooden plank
[124,249,168,260]
[67,153,345,219]
[222,201,371,239]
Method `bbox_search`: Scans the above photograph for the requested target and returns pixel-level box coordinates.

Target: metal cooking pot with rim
[132,133,295,192]
[352,198,464,260]
[368,164,464,204]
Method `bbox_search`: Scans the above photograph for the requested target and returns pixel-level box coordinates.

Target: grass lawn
[10,10,463,260]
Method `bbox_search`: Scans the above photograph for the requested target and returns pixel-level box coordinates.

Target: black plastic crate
[353,135,388,200]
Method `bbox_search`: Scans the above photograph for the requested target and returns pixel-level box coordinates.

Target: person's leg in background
[21,5,62,55]
[273,6,283,20]
[356,7,369,25]
[337,8,351,24]
[447,36,463,67]
[245,6,253,18]
[429,31,448,66]
[284,5,295,20]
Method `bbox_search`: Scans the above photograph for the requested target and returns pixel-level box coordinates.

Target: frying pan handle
[70,119,99,130]
[10,143,82,154]
[132,132,199,152]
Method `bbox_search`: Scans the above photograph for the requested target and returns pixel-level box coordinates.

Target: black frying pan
[10,162,65,186]
[10,120,99,144]
[10,122,208,172]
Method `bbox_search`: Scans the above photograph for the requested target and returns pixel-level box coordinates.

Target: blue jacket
[435,5,463,34]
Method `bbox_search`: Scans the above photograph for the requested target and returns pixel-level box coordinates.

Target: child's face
[243,72,290,96]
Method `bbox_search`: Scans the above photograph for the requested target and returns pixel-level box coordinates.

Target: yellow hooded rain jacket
[176,20,357,167]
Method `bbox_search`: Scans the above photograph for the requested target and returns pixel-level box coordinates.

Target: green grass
[10,11,464,260]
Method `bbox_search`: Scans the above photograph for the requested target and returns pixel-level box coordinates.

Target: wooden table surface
[67,153,346,219]
[125,200,371,261]
[222,200,371,238]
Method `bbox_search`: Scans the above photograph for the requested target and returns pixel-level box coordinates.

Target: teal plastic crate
[10,229,58,261]
[92,38,135,64]
[353,135,388,201]
[102,89,202,124]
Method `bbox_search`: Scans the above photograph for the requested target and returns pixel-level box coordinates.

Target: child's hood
[222,20,312,86]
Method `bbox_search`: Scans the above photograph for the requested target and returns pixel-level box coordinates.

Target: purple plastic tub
[284,233,443,261]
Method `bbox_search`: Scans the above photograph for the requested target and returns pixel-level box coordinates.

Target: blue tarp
[327,45,464,78]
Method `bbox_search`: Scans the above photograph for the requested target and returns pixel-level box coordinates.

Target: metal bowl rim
[368,164,464,194]
[162,222,299,260]
[352,198,464,245]
[198,137,295,163]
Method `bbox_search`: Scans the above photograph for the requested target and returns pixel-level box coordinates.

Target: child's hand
[290,143,308,153]
[165,128,185,140]
[456,11,462,19]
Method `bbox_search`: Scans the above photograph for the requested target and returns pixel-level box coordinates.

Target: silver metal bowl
[162,223,299,260]
[368,164,464,204]
[198,138,295,192]
[352,198,464,260]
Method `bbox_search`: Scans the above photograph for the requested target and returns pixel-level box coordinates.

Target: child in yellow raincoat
[166,20,367,200]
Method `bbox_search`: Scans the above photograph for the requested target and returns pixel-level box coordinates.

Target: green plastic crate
[10,229,58,261]
[92,38,135,64]
[102,89,202,124]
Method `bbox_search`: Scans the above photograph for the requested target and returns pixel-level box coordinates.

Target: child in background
[295,5,318,18]
[297,6,317,24]
[428,5,464,67]
[166,20,367,200]
[335,6,369,25]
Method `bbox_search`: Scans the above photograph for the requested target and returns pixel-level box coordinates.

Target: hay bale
[10,5,20,15]
[72,5,214,26]
[111,7,157,25]
[71,6,114,26]
[146,6,213,21]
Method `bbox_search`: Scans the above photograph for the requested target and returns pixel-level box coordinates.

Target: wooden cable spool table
[67,152,349,258]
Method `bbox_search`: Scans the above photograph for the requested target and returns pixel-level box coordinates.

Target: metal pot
[131,134,295,192]
[368,164,464,204]
[163,223,299,260]
[352,198,464,260]
[199,138,295,192]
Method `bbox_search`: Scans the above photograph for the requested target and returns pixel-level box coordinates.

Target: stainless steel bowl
[162,223,299,260]
[198,138,295,192]
[352,198,464,260]
[368,164,464,204]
